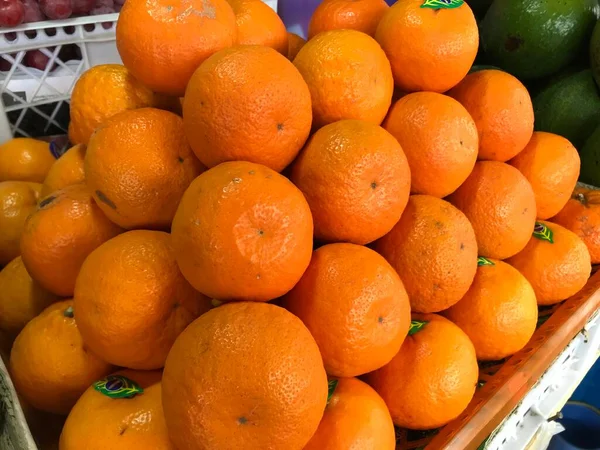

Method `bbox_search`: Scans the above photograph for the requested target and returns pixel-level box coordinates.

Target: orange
[85,108,205,230]
[308,0,389,38]
[375,195,478,313]
[9,300,114,415]
[293,29,393,128]
[290,119,411,245]
[0,256,59,341]
[0,181,42,265]
[41,144,86,197]
[60,370,173,450]
[287,32,305,60]
[304,377,396,450]
[228,0,288,54]
[444,258,538,361]
[448,69,534,162]
[0,138,55,183]
[283,243,411,377]
[183,45,312,172]
[366,313,478,430]
[116,0,237,97]
[509,132,580,220]
[375,0,478,93]
[383,92,478,197]
[74,230,211,370]
[162,302,327,450]
[20,184,123,297]
[448,161,537,260]
[172,161,313,302]
[553,187,600,264]
[506,221,591,305]
[68,65,156,145]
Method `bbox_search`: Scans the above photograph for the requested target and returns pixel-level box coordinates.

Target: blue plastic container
[571,359,600,410]
[548,402,600,450]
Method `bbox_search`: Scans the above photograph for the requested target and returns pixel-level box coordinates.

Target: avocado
[590,20,600,88]
[480,0,599,80]
[533,69,600,150]
[465,0,493,21]
[579,124,600,185]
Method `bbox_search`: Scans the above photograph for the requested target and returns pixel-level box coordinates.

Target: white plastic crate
[0,13,121,143]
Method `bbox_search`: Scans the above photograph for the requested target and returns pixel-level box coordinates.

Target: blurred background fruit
[0,138,55,183]
[308,0,388,38]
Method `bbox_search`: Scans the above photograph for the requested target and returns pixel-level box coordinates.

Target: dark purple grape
[39,0,72,19]
[71,0,93,15]
[21,0,43,23]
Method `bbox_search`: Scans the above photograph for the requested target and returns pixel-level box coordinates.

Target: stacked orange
[0,1,594,450]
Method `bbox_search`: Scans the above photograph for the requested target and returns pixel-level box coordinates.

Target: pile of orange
[0,0,595,449]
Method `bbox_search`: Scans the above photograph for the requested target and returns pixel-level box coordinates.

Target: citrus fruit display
[0,180,41,265]
[60,370,173,450]
[2,0,600,448]
[383,92,478,197]
[448,161,537,260]
[293,29,393,128]
[9,300,114,415]
[73,230,211,370]
[183,45,312,172]
[0,138,55,183]
[290,119,410,244]
[553,187,600,264]
[444,258,538,361]
[20,184,123,296]
[366,313,479,430]
[282,243,411,377]
[304,377,396,450]
[375,195,478,313]
[506,221,592,305]
[171,161,313,302]
[509,132,580,220]
[162,302,327,450]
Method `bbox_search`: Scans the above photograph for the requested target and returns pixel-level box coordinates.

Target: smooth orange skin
[304,377,396,450]
[383,92,478,198]
[449,70,534,162]
[552,188,600,264]
[20,184,123,297]
[85,108,205,230]
[0,138,55,183]
[308,0,389,38]
[448,161,537,260]
[444,259,538,361]
[9,300,114,415]
[184,45,312,172]
[0,181,41,265]
[506,221,591,306]
[172,161,313,302]
[162,302,328,450]
[287,32,306,60]
[41,144,86,198]
[375,0,478,93]
[282,243,411,377]
[116,0,237,97]
[68,65,156,145]
[509,132,580,220]
[0,256,59,341]
[290,120,411,245]
[60,370,173,450]
[293,29,394,128]
[229,0,288,54]
[375,195,478,313]
[366,313,478,430]
[74,230,212,370]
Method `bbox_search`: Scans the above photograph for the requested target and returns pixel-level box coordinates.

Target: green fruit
[533,69,600,150]
[480,0,599,80]
[590,20,600,88]
[579,124,600,185]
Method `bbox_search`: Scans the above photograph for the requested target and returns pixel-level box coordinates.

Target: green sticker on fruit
[477,256,495,267]
[327,379,338,404]
[93,375,143,399]
[533,222,554,244]
[408,320,428,335]
[421,0,464,9]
